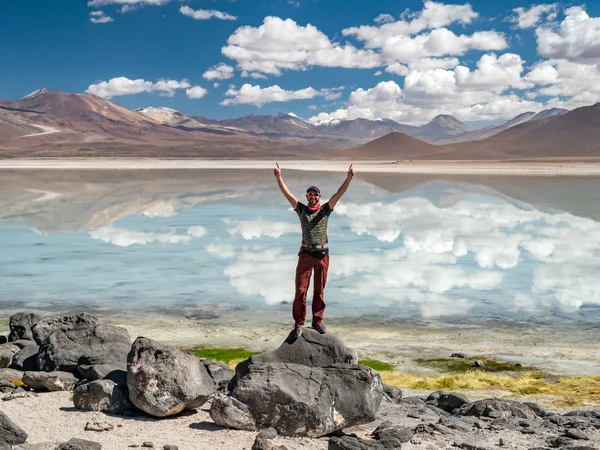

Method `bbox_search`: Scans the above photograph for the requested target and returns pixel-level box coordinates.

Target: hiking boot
[311,322,327,334]
[291,326,303,339]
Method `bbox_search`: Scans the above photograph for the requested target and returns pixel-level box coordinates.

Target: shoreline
[1,158,600,175]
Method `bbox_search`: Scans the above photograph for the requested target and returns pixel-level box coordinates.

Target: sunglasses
[307,192,320,197]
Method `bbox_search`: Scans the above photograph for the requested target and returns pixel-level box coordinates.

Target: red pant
[293,253,330,327]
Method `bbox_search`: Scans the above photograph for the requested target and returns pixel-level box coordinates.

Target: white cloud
[223,218,299,239]
[86,77,191,98]
[179,5,237,21]
[186,86,208,99]
[509,3,558,29]
[241,71,268,79]
[203,63,235,81]
[89,226,192,247]
[536,6,600,63]
[221,83,341,107]
[187,226,207,238]
[222,16,381,76]
[374,14,395,24]
[205,243,236,259]
[89,11,113,23]
[213,82,220,88]
[88,0,169,6]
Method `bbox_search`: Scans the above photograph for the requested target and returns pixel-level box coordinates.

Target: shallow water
[1,169,600,331]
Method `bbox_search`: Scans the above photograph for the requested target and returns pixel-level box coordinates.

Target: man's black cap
[306,186,320,194]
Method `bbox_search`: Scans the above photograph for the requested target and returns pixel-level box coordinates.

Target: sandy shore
[2,158,600,175]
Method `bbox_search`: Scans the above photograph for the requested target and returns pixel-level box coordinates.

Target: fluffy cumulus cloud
[509,3,558,29]
[89,10,113,23]
[221,84,341,106]
[222,16,381,76]
[179,5,237,21]
[536,6,600,64]
[203,63,235,81]
[86,77,192,98]
[185,86,208,99]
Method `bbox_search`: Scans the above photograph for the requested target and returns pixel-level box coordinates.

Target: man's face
[306,191,320,205]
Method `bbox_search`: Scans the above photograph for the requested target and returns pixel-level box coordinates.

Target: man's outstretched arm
[328,164,355,209]
[274,163,298,209]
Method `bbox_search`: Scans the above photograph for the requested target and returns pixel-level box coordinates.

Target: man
[273,163,355,338]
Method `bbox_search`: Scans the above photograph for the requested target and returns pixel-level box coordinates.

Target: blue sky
[1,0,600,125]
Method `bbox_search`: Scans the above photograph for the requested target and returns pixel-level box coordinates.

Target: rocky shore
[1,312,599,449]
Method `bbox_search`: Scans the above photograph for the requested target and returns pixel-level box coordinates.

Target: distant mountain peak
[21,87,51,99]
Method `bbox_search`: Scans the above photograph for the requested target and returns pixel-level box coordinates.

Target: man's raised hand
[274,162,281,178]
[347,164,355,179]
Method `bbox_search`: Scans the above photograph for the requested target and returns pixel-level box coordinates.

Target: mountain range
[0,87,595,160]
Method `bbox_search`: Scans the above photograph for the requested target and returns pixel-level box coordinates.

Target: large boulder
[0,410,27,446]
[31,313,100,344]
[210,393,257,431]
[36,322,131,373]
[0,344,20,369]
[10,344,39,371]
[212,362,383,437]
[426,391,471,413]
[127,337,216,417]
[455,399,537,419]
[77,364,127,387]
[22,371,79,391]
[73,379,133,415]
[9,313,41,342]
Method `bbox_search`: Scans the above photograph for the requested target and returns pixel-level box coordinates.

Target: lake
[1,169,600,333]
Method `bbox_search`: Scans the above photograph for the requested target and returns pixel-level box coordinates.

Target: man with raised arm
[273,163,355,338]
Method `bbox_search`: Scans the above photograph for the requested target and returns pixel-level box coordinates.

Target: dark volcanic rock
[564,410,600,419]
[73,379,133,415]
[22,371,78,391]
[37,323,131,373]
[209,393,256,431]
[0,344,20,369]
[426,391,470,413]
[9,313,41,342]
[127,337,215,417]
[56,438,102,449]
[0,410,28,446]
[0,336,6,345]
[524,402,548,417]
[200,360,234,385]
[382,384,402,403]
[32,313,100,344]
[77,364,127,387]
[371,420,413,446]
[213,362,382,437]
[456,399,537,419]
[10,344,39,371]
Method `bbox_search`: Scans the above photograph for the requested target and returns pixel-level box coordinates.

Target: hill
[333,132,454,159]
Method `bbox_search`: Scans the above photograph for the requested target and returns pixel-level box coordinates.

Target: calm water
[1,169,600,328]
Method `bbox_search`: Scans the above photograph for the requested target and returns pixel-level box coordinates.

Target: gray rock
[0,379,16,393]
[56,438,102,449]
[8,340,36,350]
[328,436,385,450]
[22,371,79,391]
[0,410,28,445]
[209,393,256,431]
[214,362,383,437]
[259,428,278,440]
[451,352,468,358]
[0,368,24,382]
[382,384,402,403]
[371,420,413,446]
[232,328,358,390]
[163,446,178,450]
[439,417,474,433]
[251,435,288,450]
[564,410,600,419]
[37,322,131,373]
[564,429,590,440]
[10,344,39,371]
[77,365,127,387]
[201,360,235,385]
[455,399,537,419]
[141,443,154,448]
[426,391,470,413]
[525,402,548,417]
[0,344,20,369]
[474,360,485,367]
[32,313,100,344]
[127,337,215,417]
[84,420,114,432]
[73,379,133,415]
[9,313,41,342]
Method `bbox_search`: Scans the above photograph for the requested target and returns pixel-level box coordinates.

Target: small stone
[84,420,114,432]
[56,438,102,450]
[474,360,485,367]
[258,428,278,440]
[451,352,468,358]
[142,443,154,448]
[498,438,504,446]
[564,428,589,440]
[163,446,178,450]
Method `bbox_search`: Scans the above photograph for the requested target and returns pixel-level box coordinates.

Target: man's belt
[300,243,328,250]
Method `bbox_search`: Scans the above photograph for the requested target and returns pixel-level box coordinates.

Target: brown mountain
[411,114,472,143]
[447,102,600,159]
[333,132,454,159]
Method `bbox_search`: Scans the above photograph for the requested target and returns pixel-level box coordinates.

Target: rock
[37,323,131,373]
[213,362,382,437]
[564,429,590,440]
[8,340,36,350]
[0,410,28,445]
[84,420,114,432]
[259,428,278,440]
[0,379,15,393]
[9,313,41,342]
[371,420,413,446]
[200,360,235,385]
[524,402,548,417]
[77,365,127,387]
[209,393,256,431]
[163,446,178,450]
[0,344,20,369]
[455,399,537,420]
[0,368,24,382]
[32,313,100,344]
[474,360,485,367]
[451,352,468,358]
[382,384,402,403]
[74,380,133,415]
[141,443,154,448]
[564,410,600,419]
[0,337,6,345]
[22,371,78,391]
[328,436,385,450]
[56,438,102,450]
[127,337,215,417]
[439,417,474,433]
[231,328,358,390]
[252,435,288,450]
[10,344,39,371]
[454,441,492,450]
[426,391,470,413]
